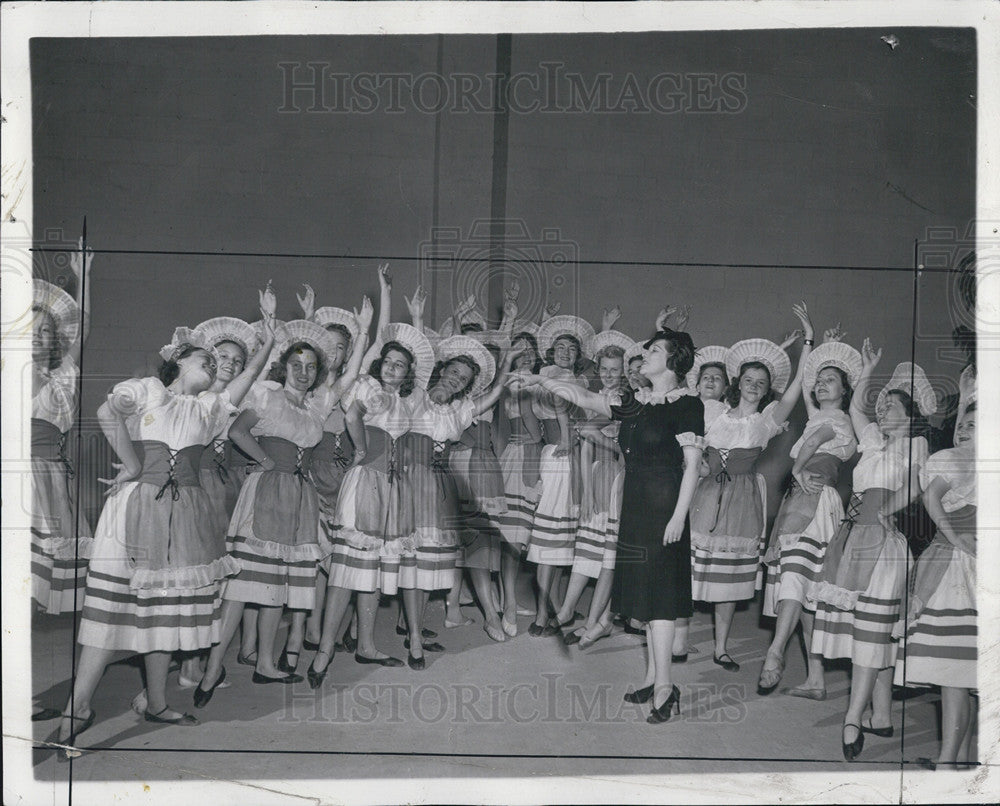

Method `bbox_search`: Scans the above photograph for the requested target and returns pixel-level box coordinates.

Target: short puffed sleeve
[673,395,705,448]
[760,400,788,440]
[239,380,280,414]
[857,422,885,454]
[307,382,343,420]
[920,448,963,491]
[344,375,382,411]
[107,376,160,417]
[609,388,642,421]
[196,388,238,436]
[453,396,478,434]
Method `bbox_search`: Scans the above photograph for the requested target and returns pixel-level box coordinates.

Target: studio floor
[25,572,972,796]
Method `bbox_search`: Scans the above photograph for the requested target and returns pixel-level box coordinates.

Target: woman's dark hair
[33,306,65,371]
[267,341,327,391]
[964,401,977,416]
[885,389,932,439]
[697,361,729,386]
[951,325,975,371]
[428,354,480,403]
[724,360,777,412]
[368,340,416,398]
[512,331,542,373]
[641,328,696,383]
[544,333,587,374]
[809,365,853,412]
[460,321,484,334]
[158,344,203,386]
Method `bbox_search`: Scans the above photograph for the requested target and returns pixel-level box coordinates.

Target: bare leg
[843,664,880,749]
[143,651,185,718]
[500,544,523,624]
[766,599,802,663]
[938,686,973,767]
[870,667,893,728]
[672,617,690,656]
[533,564,556,629]
[254,605,287,677]
[305,571,328,645]
[201,598,246,689]
[313,585,354,673]
[445,576,466,625]
[647,620,677,710]
[284,610,306,662]
[713,601,737,658]
[555,572,590,624]
[356,591,391,659]
[59,645,115,741]
[402,588,424,658]
[239,606,258,660]
[797,610,826,691]
[469,567,504,635]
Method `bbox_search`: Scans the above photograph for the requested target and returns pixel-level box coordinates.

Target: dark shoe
[563,630,583,646]
[252,671,303,685]
[915,757,936,770]
[646,685,681,724]
[842,723,864,762]
[236,651,257,667]
[396,626,438,639]
[624,684,654,704]
[672,653,688,664]
[407,653,426,671]
[32,708,62,722]
[56,710,96,762]
[277,649,300,675]
[713,653,740,672]
[307,650,333,690]
[757,655,785,695]
[302,638,320,652]
[355,653,404,668]
[145,706,199,726]
[861,717,894,738]
[403,639,445,653]
[193,667,227,709]
[623,623,646,636]
[342,634,358,653]
[528,623,546,637]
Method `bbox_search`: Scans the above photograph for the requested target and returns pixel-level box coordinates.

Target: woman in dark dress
[513,328,704,723]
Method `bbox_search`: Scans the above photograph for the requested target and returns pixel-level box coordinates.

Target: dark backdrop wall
[30,30,976,525]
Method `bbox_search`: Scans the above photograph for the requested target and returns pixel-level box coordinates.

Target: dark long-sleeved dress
[609,387,704,622]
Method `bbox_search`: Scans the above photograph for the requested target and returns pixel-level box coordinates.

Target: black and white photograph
[2,2,998,803]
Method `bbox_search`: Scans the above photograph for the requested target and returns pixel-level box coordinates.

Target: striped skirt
[31,456,93,615]
[326,535,404,596]
[571,465,623,580]
[526,444,579,567]
[77,482,222,653]
[761,486,843,618]
[894,547,976,690]
[497,441,542,547]
[689,472,767,603]
[223,472,323,610]
[811,524,909,669]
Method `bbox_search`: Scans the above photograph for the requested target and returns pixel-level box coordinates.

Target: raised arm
[359,266,391,371]
[469,346,520,419]
[296,283,316,321]
[225,284,278,406]
[770,302,813,424]
[849,338,881,437]
[331,296,374,397]
[404,285,427,332]
[67,237,93,367]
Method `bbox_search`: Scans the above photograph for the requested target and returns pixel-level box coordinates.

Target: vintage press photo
[2,2,998,804]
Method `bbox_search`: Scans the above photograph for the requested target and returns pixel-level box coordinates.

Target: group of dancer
[29,254,977,768]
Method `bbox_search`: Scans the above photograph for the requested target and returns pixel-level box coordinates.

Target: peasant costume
[689,400,785,603]
[77,377,239,652]
[398,390,477,591]
[326,375,415,596]
[496,383,543,547]
[609,387,704,622]
[893,447,976,689]
[526,365,589,567]
[761,408,857,617]
[31,354,94,614]
[810,423,927,668]
[449,405,506,572]
[224,380,340,610]
[197,413,247,527]
[571,391,626,580]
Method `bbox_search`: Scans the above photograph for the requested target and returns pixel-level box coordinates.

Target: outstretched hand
[377,263,391,290]
[354,296,375,330]
[861,337,882,370]
[543,301,561,321]
[258,280,277,318]
[823,322,847,344]
[70,236,94,280]
[779,329,803,350]
[791,301,814,341]
[602,305,621,331]
[655,306,677,331]
[404,285,427,322]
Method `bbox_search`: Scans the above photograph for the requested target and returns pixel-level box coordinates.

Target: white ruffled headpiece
[688,345,729,391]
[435,334,497,398]
[877,362,937,417]
[803,341,863,391]
[33,279,81,347]
[725,338,792,394]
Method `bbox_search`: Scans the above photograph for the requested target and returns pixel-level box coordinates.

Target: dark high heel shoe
[396,625,438,639]
[193,667,226,709]
[624,684,654,704]
[842,723,864,762]
[252,671,303,685]
[307,650,332,690]
[860,717,894,738]
[277,649,300,674]
[647,685,681,724]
